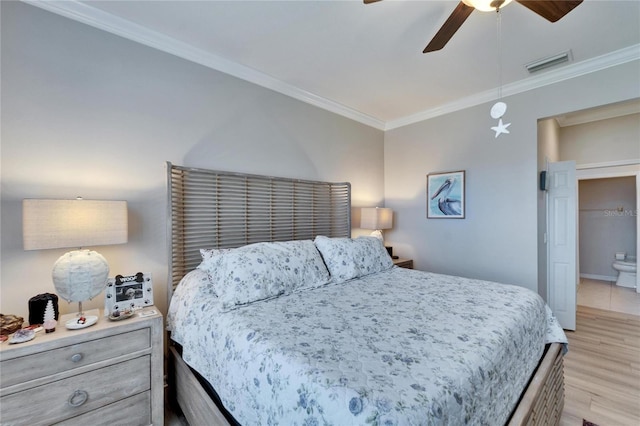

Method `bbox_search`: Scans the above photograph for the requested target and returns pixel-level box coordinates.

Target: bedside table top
[393,258,414,269]
[0,307,161,357]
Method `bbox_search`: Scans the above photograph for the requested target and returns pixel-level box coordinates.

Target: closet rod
[579,207,625,212]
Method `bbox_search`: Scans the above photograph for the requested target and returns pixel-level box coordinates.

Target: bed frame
[165,162,564,426]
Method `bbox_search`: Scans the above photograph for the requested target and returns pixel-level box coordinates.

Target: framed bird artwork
[427,170,465,219]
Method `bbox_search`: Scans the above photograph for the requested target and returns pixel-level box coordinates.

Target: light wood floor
[560,305,640,426]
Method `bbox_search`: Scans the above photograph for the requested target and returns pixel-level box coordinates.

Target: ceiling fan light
[462,0,513,12]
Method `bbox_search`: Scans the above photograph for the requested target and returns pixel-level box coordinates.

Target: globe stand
[61,300,97,330]
[62,308,100,330]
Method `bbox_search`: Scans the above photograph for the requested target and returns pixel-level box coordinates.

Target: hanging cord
[490,4,510,137]
[496,7,503,100]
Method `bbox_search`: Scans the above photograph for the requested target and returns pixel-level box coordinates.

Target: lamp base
[369,230,384,241]
[61,308,100,330]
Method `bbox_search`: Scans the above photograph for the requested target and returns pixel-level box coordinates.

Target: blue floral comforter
[168,267,567,425]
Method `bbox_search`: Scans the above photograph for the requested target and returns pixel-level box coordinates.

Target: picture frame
[104,272,154,315]
[427,170,465,219]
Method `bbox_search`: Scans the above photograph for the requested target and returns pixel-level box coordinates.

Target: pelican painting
[427,170,465,219]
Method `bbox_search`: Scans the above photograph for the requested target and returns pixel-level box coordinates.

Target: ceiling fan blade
[516,0,583,23]
[363,0,382,4]
[423,2,474,53]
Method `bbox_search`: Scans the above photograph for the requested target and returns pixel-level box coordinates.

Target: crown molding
[385,44,640,130]
[576,159,640,170]
[22,0,386,130]
[555,99,640,127]
[22,1,639,132]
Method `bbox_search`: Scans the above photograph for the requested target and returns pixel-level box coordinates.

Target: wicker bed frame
[165,162,564,426]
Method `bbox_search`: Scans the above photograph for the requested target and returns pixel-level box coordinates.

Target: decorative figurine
[43,300,57,333]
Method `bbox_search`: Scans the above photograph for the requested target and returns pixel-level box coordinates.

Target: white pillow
[199,240,330,310]
[314,236,393,283]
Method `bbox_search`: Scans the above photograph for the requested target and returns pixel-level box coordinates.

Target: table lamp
[360,207,393,242]
[23,198,127,328]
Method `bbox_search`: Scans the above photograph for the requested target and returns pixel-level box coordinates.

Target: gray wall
[384,61,640,294]
[558,112,640,281]
[2,2,639,321]
[560,113,640,165]
[0,2,384,319]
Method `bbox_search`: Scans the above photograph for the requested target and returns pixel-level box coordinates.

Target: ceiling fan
[364,0,583,53]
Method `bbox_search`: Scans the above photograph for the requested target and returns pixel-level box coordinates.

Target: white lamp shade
[23,199,128,250]
[23,199,127,314]
[360,207,393,230]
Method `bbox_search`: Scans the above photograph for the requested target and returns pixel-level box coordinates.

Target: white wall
[0,2,384,320]
[384,61,640,294]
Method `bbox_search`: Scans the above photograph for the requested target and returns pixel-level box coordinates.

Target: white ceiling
[26,0,640,130]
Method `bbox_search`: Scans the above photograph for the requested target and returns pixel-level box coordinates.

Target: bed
[165,163,568,426]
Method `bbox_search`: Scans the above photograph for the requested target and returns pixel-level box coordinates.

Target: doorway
[538,99,640,325]
[575,169,640,316]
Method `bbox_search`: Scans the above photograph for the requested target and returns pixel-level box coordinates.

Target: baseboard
[580,273,616,282]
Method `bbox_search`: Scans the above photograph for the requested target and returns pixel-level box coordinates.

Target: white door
[547,161,577,330]
[637,174,640,294]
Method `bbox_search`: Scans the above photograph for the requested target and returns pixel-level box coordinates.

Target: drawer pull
[70,353,83,363]
[68,390,88,407]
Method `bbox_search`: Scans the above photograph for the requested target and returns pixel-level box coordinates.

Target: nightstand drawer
[55,390,151,426]
[0,355,150,425]
[1,327,150,388]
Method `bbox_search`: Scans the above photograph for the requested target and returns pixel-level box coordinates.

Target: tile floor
[577,277,640,316]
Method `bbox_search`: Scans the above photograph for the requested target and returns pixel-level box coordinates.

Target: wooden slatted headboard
[166,162,351,301]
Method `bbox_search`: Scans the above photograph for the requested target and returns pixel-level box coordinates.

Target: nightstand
[0,307,163,426]
[393,258,414,269]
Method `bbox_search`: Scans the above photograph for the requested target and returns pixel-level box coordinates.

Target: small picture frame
[427,170,465,219]
[104,272,154,315]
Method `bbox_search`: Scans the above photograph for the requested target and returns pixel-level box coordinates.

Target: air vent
[525,51,572,73]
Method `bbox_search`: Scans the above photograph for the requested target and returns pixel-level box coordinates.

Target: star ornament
[491,118,511,138]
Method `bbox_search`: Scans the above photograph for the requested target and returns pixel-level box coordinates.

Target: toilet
[612,253,637,289]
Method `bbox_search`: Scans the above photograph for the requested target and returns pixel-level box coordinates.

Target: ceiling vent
[525,51,572,73]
